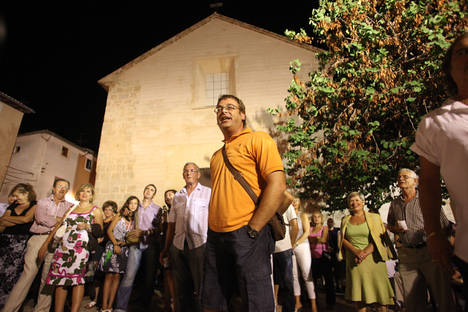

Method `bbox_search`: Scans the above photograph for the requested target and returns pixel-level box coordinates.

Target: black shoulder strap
[221,145,259,205]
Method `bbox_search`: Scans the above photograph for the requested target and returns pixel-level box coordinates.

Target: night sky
[0,1,318,153]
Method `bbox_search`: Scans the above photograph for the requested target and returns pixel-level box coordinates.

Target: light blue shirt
[137,201,160,249]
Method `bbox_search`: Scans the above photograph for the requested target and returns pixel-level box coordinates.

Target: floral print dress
[46,206,97,286]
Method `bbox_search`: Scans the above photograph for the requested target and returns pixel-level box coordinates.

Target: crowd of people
[0,32,466,312]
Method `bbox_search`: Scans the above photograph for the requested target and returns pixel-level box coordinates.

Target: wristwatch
[246,225,259,239]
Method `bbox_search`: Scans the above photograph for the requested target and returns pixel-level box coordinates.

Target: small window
[61,146,68,157]
[206,72,229,106]
[14,146,21,154]
[85,158,92,171]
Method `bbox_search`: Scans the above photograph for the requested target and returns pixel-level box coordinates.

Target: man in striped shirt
[387,168,454,312]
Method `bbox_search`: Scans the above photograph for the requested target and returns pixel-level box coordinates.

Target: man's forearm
[289,221,298,246]
[248,171,286,231]
[278,191,294,215]
[419,156,443,235]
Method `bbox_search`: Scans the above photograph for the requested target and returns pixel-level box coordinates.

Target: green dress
[344,222,394,305]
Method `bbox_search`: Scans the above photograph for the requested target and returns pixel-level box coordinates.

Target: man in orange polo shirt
[202,94,286,312]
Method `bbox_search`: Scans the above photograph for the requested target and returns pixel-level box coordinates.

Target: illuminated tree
[275,0,467,211]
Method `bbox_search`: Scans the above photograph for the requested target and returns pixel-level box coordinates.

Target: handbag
[125,211,140,245]
[221,145,286,241]
[381,230,398,260]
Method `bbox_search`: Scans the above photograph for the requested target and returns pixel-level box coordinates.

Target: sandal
[85,301,97,309]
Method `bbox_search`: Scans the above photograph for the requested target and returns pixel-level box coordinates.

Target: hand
[353,249,369,264]
[98,237,104,243]
[76,223,89,231]
[128,229,143,240]
[395,224,408,233]
[427,233,453,273]
[38,244,48,262]
[114,244,121,255]
[159,248,168,265]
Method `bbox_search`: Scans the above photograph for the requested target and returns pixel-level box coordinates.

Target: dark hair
[217,94,246,127]
[164,189,177,198]
[164,189,177,206]
[53,178,70,188]
[8,185,18,197]
[442,32,468,96]
[102,200,118,213]
[144,184,157,197]
[12,183,36,202]
[120,196,140,218]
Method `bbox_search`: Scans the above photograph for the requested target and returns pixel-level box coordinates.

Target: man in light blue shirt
[114,184,161,312]
[160,162,211,312]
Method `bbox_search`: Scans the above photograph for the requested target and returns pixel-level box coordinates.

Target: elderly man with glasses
[387,168,455,312]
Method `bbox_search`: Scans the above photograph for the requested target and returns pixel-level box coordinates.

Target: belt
[33,232,51,236]
[404,242,426,249]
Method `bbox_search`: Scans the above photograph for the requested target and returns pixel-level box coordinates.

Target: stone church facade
[95,13,320,206]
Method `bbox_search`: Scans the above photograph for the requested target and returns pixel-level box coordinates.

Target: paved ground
[22,289,403,312]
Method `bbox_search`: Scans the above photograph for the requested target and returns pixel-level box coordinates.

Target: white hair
[398,168,418,179]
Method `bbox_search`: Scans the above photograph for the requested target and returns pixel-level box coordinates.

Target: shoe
[85,301,97,309]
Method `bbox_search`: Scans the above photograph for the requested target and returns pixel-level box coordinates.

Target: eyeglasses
[398,175,414,180]
[183,169,198,174]
[214,104,238,114]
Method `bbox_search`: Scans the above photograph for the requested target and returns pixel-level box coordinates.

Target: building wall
[0,103,24,191]
[95,18,319,207]
[0,132,96,201]
[73,154,96,195]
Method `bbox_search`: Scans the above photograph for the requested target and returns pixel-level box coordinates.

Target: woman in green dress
[339,192,394,312]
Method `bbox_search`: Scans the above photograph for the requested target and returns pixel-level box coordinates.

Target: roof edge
[98,12,322,89]
[0,91,35,114]
[19,129,95,155]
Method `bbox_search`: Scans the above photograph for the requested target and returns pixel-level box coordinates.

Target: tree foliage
[275,0,467,211]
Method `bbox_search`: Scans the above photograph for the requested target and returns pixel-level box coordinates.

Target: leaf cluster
[278,0,466,211]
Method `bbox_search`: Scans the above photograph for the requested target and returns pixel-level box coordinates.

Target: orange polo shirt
[209,128,284,232]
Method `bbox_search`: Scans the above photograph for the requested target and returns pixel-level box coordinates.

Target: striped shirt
[29,195,74,234]
[388,191,449,247]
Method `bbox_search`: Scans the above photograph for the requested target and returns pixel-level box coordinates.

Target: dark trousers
[202,225,275,312]
[312,256,336,306]
[454,255,468,312]
[170,242,205,312]
[273,249,295,312]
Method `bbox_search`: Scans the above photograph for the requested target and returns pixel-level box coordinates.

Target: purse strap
[60,204,79,224]
[222,145,259,205]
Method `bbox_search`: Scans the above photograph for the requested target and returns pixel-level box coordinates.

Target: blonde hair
[347,192,365,205]
[75,183,95,203]
[311,210,324,226]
